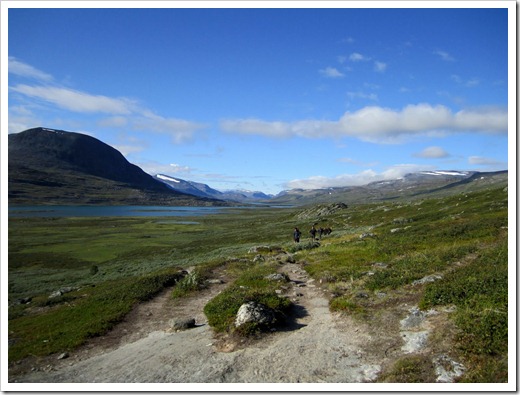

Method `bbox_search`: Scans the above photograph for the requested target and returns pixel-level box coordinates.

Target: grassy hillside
[8,185,509,381]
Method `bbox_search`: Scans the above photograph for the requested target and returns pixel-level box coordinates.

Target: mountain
[8,127,225,206]
[155,174,225,199]
[270,170,508,206]
[155,174,273,203]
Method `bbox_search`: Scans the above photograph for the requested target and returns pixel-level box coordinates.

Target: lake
[8,205,228,218]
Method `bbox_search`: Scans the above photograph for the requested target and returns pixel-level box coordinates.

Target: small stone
[57,353,69,360]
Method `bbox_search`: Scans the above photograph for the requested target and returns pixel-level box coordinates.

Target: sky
[4,2,513,195]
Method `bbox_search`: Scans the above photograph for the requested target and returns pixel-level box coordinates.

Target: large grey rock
[169,318,196,331]
[48,287,76,299]
[433,354,466,383]
[235,302,276,328]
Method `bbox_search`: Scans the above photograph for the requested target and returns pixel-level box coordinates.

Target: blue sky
[5,3,512,194]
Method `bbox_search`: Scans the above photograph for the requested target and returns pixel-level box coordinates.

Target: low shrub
[329,296,366,318]
[204,263,292,334]
[288,241,320,253]
[378,355,436,383]
[171,270,207,298]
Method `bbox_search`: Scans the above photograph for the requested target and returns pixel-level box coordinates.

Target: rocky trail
[10,259,464,385]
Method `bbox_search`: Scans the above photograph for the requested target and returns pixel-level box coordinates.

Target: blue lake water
[8,205,228,218]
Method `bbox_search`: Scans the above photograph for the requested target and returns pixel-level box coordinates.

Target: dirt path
[12,262,387,384]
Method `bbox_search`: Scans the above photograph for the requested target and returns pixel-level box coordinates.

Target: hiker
[293,227,301,243]
[310,225,317,241]
[318,227,324,239]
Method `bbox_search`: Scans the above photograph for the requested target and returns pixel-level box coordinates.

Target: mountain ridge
[8,127,507,206]
[8,127,226,206]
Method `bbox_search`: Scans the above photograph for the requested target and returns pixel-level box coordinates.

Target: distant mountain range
[154,174,273,202]
[269,169,508,205]
[8,127,508,206]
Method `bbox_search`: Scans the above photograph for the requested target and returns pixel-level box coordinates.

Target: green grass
[8,186,509,382]
[378,355,437,383]
[203,261,292,334]
[8,267,183,361]
[419,239,508,381]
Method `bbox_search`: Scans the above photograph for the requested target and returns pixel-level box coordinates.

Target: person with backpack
[293,227,301,243]
[310,225,317,241]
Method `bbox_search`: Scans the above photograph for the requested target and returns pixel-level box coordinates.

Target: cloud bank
[221,104,507,143]
[285,164,435,190]
[8,58,207,143]
[414,146,450,158]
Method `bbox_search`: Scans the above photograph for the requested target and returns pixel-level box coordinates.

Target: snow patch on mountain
[156,174,180,183]
[420,171,469,177]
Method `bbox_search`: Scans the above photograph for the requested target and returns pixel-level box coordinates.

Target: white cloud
[8,105,43,133]
[468,156,503,166]
[466,79,480,87]
[342,37,355,44]
[338,157,379,167]
[132,113,208,144]
[98,116,128,128]
[8,57,53,82]
[285,164,435,190]
[10,84,136,115]
[113,144,145,156]
[319,67,345,78]
[221,104,508,143]
[413,146,450,159]
[8,59,208,144]
[374,61,387,72]
[452,74,480,87]
[347,91,378,101]
[349,52,370,62]
[434,50,455,62]
[138,161,195,177]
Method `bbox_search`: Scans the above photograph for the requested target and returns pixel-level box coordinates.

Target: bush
[204,262,292,334]
[171,270,207,298]
[329,296,366,317]
[204,286,291,333]
[288,241,320,253]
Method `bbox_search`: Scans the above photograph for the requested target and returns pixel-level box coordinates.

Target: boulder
[359,232,376,240]
[265,273,289,282]
[235,301,276,328]
[412,274,442,286]
[248,246,271,254]
[169,318,196,331]
[48,287,76,299]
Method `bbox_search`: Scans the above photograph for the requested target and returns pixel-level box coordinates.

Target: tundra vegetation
[8,186,508,382]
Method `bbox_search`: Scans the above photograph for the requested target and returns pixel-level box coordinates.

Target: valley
[6,127,510,386]
[7,184,509,385]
